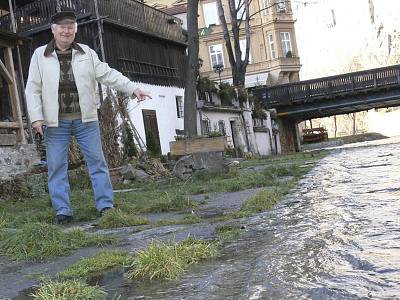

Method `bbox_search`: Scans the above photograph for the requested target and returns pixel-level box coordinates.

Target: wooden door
[142,109,161,155]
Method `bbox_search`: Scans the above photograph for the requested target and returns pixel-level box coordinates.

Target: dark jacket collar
[44,39,85,57]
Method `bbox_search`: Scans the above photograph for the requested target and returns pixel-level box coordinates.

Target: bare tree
[184,0,200,137]
[216,0,251,86]
[334,115,337,137]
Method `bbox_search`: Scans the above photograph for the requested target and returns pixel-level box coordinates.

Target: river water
[110,139,400,299]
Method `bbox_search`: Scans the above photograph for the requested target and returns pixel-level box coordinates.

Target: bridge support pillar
[277,118,301,154]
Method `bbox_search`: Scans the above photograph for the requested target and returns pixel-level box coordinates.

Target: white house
[121,83,185,155]
[196,87,280,156]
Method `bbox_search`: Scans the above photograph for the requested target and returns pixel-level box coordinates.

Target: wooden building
[0,0,188,150]
[0,30,26,144]
[0,0,187,85]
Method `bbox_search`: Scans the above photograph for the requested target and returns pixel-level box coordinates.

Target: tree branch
[242,0,251,69]
[249,1,279,19]
[228,0,242,69]
[217,0,236,68]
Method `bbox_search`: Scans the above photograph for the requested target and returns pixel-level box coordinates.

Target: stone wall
[0,145,40,181]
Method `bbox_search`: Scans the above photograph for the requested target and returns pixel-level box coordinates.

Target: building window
[201,119,211,135]
[240,39,251,63]
[209,44,224,68]
[203,2,219,27]
[277,0,286,12]
[175,96,183,118]
[218,120,226,135]
[280,32,292,57]
[268,34,276,59]
[263,0,270,15]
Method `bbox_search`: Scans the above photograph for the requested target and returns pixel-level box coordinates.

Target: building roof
[160,5,187,15]
[0,0,33,10]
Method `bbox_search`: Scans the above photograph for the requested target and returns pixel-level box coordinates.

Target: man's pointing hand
[133,89,152,102]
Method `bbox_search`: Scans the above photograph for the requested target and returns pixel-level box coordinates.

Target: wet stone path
[3,139,400,299]
[112,140,400,299]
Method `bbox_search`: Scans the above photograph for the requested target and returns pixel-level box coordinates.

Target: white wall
[368,109,400,137]
[255,131,272,156]
[199,109,243,148]
[200,108,279,156]
[175,13,187,30]
[127,82,184,154]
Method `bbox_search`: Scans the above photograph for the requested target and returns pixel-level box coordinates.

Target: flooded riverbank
[3,139,400,299]
[109,139,400,299]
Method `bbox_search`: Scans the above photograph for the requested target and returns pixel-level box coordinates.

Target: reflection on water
[106,141,400,299]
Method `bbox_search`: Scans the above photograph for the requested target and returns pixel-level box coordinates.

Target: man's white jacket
[25,42,138,127]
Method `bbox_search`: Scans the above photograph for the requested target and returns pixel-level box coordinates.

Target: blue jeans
[45,119,113,216]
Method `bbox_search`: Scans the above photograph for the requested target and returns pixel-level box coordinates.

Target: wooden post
[4,47,26,143]
[94,0,106,104]
[8,0,17,33]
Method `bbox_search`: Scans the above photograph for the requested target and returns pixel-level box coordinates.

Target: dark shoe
[56,214,73,225]
[100,207,113,216]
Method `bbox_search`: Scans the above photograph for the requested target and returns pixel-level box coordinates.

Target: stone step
[0,134,16,146]
[0,144,40,180]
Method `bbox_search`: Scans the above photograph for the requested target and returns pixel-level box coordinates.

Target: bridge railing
[256,64,400,107]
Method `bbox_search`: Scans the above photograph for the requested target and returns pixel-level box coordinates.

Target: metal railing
[0,0,88,32]
[0,0,185,43]
[255,64,400,107]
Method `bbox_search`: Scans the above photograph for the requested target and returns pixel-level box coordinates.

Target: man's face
[52,22,76,47]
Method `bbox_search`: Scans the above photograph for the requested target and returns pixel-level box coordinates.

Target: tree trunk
[233,66,246,86]
[334,115,337,137]
[184,0,200,137]
[216,0,251,87]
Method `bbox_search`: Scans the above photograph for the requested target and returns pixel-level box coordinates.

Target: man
[25,10,151,224]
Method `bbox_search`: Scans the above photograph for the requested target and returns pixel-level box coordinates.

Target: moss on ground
[97,209,149,229]
[31,278,108,300]
[215,224,241,241]
[0,152,329,298]
[0,151,324,227]
[58,251,132,279]
[126,237,219,280]
[0,151,327,263]
[155,214,202,226]
[0,222,115,261]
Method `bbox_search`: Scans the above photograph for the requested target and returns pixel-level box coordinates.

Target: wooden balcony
[0,0,185,43]
[269,56,301,71]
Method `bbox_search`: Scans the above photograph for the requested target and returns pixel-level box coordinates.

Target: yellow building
[145,0,301,86]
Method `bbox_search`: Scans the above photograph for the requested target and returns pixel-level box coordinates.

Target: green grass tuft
[144,191,196,213]
[155,214,202,226]
[126,237,218,280]
[97,209,149,229]
[0,213,8,230]
[58,251,132,279]
[240,188,282,214]
[215,224,241,241]
[0,222,114,261]
[31,278,107,300]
